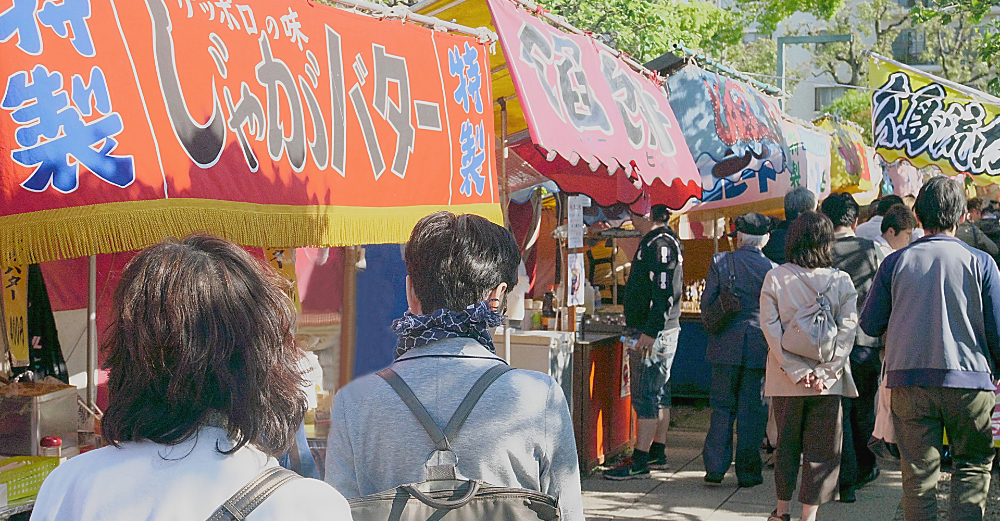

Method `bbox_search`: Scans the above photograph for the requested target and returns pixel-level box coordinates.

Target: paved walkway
[582,406,905,520]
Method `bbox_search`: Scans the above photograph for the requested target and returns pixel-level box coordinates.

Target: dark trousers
[840,346,880,489]
[772,395,843,505]
[703,364,768,481]
[893,386,995,521]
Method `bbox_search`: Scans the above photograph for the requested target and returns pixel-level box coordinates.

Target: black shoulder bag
[701,252,742,335]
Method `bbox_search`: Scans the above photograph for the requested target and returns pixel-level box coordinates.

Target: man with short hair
[763,187,817,264]
[860,177,1000,521]
[820,192,882,503]
[967,197,987,222]
[605,204,683,480]
[874,204,919,258]
[701,213,776,488]
[326,212,585,521]
[855,195,905,241]
[956,198,1000,260]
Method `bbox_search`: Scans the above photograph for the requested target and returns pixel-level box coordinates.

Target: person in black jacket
[763,187,817,264]
[701,213,776,488]
[604,204,683,480]
[958,197,1000,260]
[820,192,882,503]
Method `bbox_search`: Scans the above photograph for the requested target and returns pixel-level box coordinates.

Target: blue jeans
[630,328,679,419]
[702,364,768,481]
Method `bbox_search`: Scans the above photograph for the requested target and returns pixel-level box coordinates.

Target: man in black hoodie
[605,204,683,480]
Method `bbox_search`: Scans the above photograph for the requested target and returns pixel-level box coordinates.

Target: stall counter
[573,333,635,474]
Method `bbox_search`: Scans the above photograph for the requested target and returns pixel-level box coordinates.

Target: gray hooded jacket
[324,337,585,521]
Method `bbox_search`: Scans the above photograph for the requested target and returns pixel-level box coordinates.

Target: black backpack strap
[378,364,514,450]
[206,466,300,521]
[377,368,450,451]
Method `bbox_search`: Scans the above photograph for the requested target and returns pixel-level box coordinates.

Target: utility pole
[776,34,852,109]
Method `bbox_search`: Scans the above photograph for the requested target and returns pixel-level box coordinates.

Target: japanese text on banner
[1,259,27,366]
[0,0,499,263]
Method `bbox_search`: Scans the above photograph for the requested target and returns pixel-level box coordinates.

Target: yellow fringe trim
[0,199,504,263]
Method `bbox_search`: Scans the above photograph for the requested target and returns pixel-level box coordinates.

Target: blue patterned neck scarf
[391,300,505,358]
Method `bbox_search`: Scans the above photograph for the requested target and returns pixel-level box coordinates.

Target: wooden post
[612,238,619,306]
[339,247,358,389]
[499,98,511,229]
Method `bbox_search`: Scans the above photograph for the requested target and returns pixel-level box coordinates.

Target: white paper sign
[567,196,585,249]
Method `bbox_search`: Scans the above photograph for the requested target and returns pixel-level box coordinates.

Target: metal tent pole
[499,99,512,360]
[86,255,97,409]
[500,99,511,229]
[713,214,720,254]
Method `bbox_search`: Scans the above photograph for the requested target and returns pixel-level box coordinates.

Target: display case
[0,383,78,457]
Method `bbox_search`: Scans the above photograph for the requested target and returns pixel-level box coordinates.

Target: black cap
[729,212,772,237]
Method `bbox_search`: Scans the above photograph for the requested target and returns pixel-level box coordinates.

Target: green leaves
[541,0,744,62]
[735,0,845,36]
[824,89,873,145]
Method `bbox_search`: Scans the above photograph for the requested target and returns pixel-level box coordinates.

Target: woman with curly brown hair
[30,235,351,521]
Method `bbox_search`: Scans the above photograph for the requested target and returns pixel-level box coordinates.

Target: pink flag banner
[485,0,700,209]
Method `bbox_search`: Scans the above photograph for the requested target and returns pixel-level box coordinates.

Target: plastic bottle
[583,281,595,315]
[542,288,556,318]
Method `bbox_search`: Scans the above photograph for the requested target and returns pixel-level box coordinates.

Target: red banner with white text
[0,0,498,263]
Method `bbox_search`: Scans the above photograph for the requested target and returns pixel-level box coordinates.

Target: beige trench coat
[759,264,859,398]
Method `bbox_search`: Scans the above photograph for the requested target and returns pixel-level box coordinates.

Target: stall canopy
[666,65,832,236]
[868,51,1000,185]
[0,0,500,265]
[414,0,702,210]
[815,116,880,205]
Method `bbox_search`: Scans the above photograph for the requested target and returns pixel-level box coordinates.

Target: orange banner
[0,0,499,263]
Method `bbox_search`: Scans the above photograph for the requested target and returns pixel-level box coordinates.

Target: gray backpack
[347,364,561,521]
[781,265,839,364]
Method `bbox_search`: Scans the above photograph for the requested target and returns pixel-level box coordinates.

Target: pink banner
[486,0,701,209]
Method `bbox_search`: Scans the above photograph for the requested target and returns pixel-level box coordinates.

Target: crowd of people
[694,180,998,521]
[602,180,1000,521]
[21,177,1000,521]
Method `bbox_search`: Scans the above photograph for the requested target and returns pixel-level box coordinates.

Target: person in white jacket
[759,211,859,521]
[30,235,352,521]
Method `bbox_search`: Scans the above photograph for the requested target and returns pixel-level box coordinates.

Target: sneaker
[647,453,669,470]
[767,510,790,521]
[603,463,650,480]
[737,476,763,488]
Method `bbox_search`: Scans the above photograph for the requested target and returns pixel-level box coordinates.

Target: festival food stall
[0,0,499,511]
[659,63,843,398]
[413,0,707,472]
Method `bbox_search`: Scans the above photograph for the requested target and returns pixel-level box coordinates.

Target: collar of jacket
[912,233,962,245]
[739,245,764,254]
[395,336,507,363]
[834,229,856,238]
